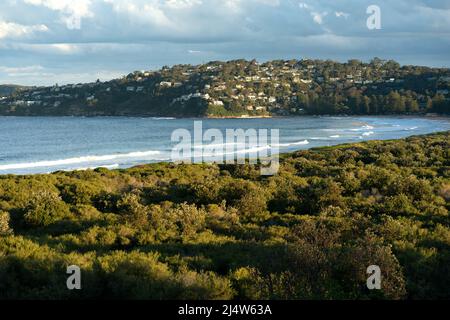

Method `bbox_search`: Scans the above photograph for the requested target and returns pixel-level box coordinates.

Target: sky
[0,0,449,86]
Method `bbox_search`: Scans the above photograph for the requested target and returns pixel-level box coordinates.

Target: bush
[23,191,71,227]
[0,211,12,235]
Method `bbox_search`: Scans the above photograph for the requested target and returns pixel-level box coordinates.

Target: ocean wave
[272,140,309,148]
[330,135,340,138]
[202,141,308,157]
[236,145,272,154]
[64,163,121,172]
[351,125,375,132]
[201,145,271,158]
[322,129,344,132]
[196,140,309,150]
[194,142,245,149]
[0,150,162,171]
[151,117,176,120]
[362,131,375,136]
[323,124,375,133]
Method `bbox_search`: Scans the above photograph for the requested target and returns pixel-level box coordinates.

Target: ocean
[0,116,449,175]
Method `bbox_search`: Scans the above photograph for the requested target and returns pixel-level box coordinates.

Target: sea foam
[0,150,162,171]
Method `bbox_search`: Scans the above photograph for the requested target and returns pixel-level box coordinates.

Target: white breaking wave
[201,145,271,158]
[197,140,309,150]
[330,135,340,138]
[0,150,162,171]
[362,131,375,136]
[194,142,246,149]
[150,117,176,120]
[272,140,309,148]
[64,163,121,172]
[351,125,375,132]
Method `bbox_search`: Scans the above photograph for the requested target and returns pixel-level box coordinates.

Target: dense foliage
[0,132,449,299]
[1,58,449,117]
[0,85,30,97]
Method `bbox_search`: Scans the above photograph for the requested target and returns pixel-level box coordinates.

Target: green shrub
[0,211,12,235]
[23,191,71,227]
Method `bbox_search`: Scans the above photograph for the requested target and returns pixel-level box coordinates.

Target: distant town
[1,58,449,117]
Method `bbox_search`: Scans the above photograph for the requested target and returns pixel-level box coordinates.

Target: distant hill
[0,85,31,97]
[0,58,449,117]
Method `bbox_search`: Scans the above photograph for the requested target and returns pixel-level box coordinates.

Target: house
[212,100,224,106]
[26,101,40,106]
[214,85,227,91]
[159,81,173,87]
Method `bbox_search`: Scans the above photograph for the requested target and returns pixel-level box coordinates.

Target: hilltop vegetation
[0,58,449,117]
[0,132,449,299]
[0,85,30,97]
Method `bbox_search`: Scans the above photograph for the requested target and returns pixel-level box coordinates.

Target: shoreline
[0,113,449,120]
[1,129,448,177]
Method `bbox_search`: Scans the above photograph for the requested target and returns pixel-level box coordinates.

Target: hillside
[0,58,449,117]
[0,85,31,97]
[0,132,449,299]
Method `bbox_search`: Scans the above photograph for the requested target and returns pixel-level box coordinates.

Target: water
[0,116,449,175]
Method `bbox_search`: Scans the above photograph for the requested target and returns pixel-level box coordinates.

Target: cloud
[335,11,349,19]
[50,43,80,54]
[23,0,93,18]
[0,65,44,73]
[24,0,94,29]
[0,0,447,85]
[0,21,48,39]
[311,11,328,25]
